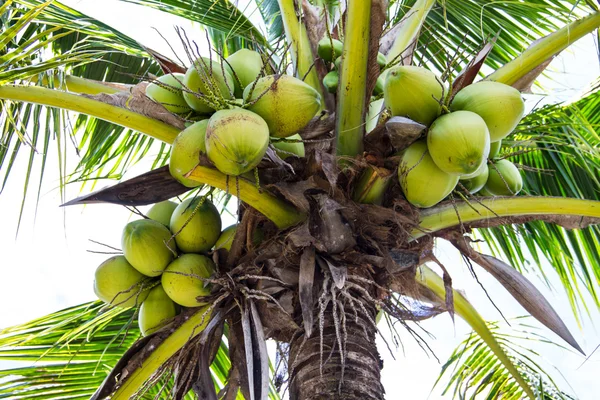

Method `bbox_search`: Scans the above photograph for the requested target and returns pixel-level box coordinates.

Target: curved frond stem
[416,265,536,400]
[111,307,213,399]
[487,11,600,86]
[63,75,124,95]
[0,84,180,143]
[186,167,307,229]
[413,196,600,239]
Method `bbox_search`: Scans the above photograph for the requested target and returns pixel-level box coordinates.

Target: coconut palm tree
[1,0,600,399]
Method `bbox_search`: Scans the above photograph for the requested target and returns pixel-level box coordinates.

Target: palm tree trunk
[288,301,385,399]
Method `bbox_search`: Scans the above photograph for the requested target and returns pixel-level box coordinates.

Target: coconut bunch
[383,66,525,208]
[318,37,387,96]
[92,198,260,336]
[145,48,320,184]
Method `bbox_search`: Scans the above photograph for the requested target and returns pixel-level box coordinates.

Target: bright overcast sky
[1,1,600,398]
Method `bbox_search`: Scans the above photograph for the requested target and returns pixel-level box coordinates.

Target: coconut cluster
[318,37,386,96]
[383,66,525,208]
[145,48,319,184]
[92,198,255,336]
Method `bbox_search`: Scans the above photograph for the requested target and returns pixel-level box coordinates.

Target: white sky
[1,1,600,398]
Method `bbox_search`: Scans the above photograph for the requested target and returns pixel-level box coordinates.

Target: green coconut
[317,38,343,62]
[398,141,459,208]
[183,57,234,114]
[384,66,444,126]
[459,163,489,194]
[226,48,264,98]
[244,75,322,138]
[334,56,342,70]
[213,224,264,251]
[485,159,523,196]
[147,201,178,227]
[122,219,175,277]
[451,81,525,142]
[373,75,384,96]
[169,120,208,187]
[427,110,491,176]
[489,140,502,159]
[93,256,149,308]
[161,254,216,307]
[138,285,178,336]
[146,73,191,114]
[366,98,385,134]
[323,70,339,94]
[377,52,387,69]
[272,134,305,159]
[169,197,222,253]
[205,108,270,176]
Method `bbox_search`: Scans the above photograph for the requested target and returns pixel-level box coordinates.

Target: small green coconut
[146,201,178,227]
[94,256,149,308]
[485,159,523,196]
[377,52,387,69]
[169,120,208,187]
[334,56,342,70]
[373,75,384,96]
[244,75,322,138]
[398,141,459,208]
[183,57,234,114]
[459,163,489,194]
[226,48,264,98]
[213,224,264,251]
[138,285,178,336]
[427,110,491,176]
[451,81,525,142]
[317,38,343,62]
[323,70,339,94]
[205,108,270,176]
[384,66,444,126]
[161,254,216,307]
[169,197,222,253]
[145,73,191,114]
[272,134,305,159]
[489,140,502,159]
[122,219,175,277]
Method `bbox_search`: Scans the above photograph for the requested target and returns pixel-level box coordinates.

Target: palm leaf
[478,86,600,317]
[391,1,597,77]
[435,318,576,400]
[0,302,231,399]
[117,0,268,45]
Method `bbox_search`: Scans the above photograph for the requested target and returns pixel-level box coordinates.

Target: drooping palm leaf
[435,318,576,400]
[478,87,600,318]
[0,302,232,400]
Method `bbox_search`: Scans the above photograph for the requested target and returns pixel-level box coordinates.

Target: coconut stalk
[413,196,600,240]
[416,265,536,400]
[0,84,180,143]
[62,75,124,95]
[486,11,600,86]
[186,166,307,229]
[277,0,325,103]
[352,165,393,205]
[380,0,436,64]
[109,306,213,399]
[335,0,372,158]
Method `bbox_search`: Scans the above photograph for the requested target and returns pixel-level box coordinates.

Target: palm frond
[478,86,600,318]
[0,302,232,399]
[435,318,576,400]
[392,0,598,77]
[117,0,268,45]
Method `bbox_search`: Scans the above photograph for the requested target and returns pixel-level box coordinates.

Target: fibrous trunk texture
[288,302,385,400]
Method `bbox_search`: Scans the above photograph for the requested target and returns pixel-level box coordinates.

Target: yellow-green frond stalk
[277,0,325,103]
[335,0,372,158]
[413,197,600,240]
[416,265,536,400]
[487,12,600,86]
